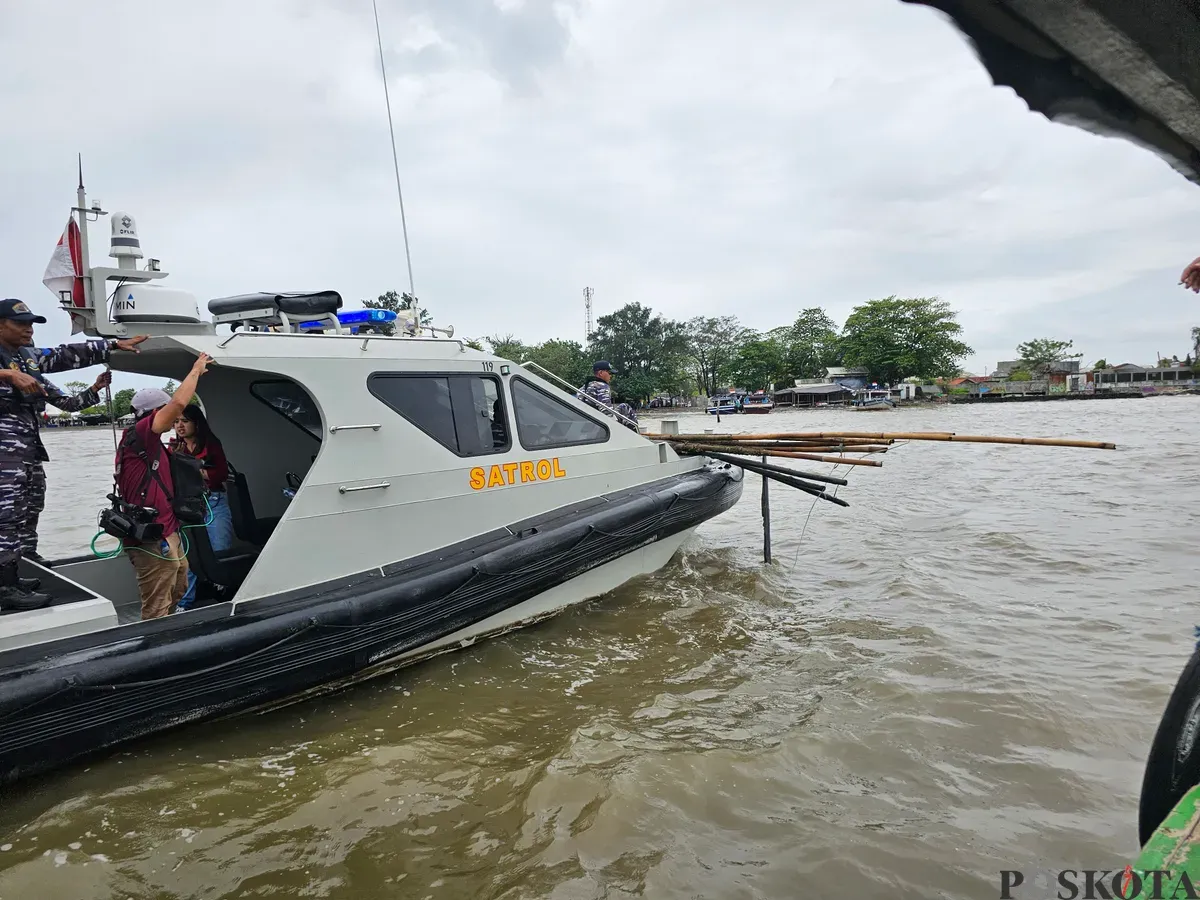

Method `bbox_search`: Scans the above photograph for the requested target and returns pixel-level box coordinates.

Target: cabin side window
[250,380,324,440]
[510,376,609,450]
[368,373,510,457]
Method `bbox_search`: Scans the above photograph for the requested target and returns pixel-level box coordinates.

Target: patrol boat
[0,186,743,787]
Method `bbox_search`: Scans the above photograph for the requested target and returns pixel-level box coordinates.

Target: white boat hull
[394,526,695,665]
[235,526,700,718]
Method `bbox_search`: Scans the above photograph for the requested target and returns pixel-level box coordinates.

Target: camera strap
[115,425,174,509]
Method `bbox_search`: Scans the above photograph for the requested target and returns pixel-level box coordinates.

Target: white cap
[131,387,172,415]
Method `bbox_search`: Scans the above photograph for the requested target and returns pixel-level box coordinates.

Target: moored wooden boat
[742,392,774,414]
[852,389,895,411]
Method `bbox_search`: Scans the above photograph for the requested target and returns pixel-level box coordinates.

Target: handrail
[339,482,390,494]
[357,333,465,352]
[217,330,465,351]
[329,423,382,434]
[518,360,642,431]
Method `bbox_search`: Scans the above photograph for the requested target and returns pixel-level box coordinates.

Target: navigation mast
[371,0,418,319]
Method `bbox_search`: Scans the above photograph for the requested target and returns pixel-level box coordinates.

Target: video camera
[98,493,164,544]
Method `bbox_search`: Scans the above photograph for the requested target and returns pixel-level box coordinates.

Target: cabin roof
[109,332,485,380]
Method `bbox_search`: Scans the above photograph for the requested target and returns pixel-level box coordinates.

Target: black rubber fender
[1139,639,1200,845]
[0,464,744,787]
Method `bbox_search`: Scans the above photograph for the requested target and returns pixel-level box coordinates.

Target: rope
[787,457,854,571]
[104,371,118,456]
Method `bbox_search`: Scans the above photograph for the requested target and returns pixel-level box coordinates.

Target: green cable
[89,493,214,562]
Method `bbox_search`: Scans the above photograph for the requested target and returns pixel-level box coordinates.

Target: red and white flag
[42,218,85,333]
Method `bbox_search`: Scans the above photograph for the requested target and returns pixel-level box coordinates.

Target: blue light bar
[338,309,398,325]
[298,308,398,331]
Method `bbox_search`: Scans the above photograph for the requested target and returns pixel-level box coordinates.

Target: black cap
[593,360,613,373]
[0,299,46,324]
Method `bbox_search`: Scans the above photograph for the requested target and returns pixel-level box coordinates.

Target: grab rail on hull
[338,482,391,494]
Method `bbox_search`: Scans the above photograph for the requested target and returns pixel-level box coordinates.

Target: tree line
[363,290,974,403]
[476,294,974,404]
[41,290,1134,419]
[57,380,197,421]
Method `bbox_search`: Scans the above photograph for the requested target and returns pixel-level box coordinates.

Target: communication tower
[584,286,594,343]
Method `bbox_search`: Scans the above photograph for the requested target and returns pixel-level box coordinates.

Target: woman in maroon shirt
[170,405,233,610]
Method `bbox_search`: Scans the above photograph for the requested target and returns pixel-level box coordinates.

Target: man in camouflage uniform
[0,298,147,611]
[578,360,639,431]
[24,368,114,566]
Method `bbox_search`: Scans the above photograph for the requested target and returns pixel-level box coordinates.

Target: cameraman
[117,353,211,620]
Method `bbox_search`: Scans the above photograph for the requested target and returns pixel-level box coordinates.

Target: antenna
[584,286,593,343]
[371,0,417,305]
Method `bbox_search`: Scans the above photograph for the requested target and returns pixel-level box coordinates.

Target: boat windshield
[250,380,324,439]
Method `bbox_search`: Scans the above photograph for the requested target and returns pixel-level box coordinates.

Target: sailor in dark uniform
[23,368,114,566]
[0,298,147,610]
[578,360,639,431]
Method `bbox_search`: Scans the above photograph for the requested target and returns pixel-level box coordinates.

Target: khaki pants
[129,531,189,620]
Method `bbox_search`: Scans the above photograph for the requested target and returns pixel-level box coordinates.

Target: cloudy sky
[2,0,1200,391]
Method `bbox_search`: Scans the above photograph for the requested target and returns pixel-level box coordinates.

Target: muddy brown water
[0,399,1193,899]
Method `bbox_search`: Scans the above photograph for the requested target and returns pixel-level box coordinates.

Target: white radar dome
[112,285,202,324]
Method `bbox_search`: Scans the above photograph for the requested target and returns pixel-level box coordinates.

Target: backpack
[118,424,208,527]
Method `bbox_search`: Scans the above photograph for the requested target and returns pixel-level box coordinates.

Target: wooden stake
[761,454,771,564]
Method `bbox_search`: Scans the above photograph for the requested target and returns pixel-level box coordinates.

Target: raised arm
[1182,257,1200,292]
[150,354,211,434]
[43,368,110,413]
[35,340,112,374]
[35,335,148,374]
[44,383,97,413]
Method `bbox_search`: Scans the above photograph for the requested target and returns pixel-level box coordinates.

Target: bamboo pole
[649,431,1116,450]
[700,438,893,447]
[703,452,850,486]
[736,447,887,455]
[669,442,884,467]
[646,432,947,442]
[802,432,1117,450]
[691,442,891,453]
[724,454,851,507]
[650,438,896,451]
[902,434,1116,450]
